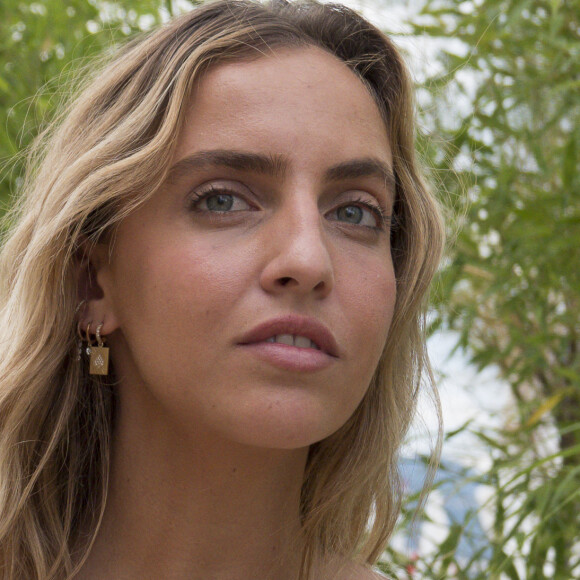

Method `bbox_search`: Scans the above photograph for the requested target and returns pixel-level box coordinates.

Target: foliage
[415,0,580,438]
[0,0,197,209]
[1,0,579,577]
[381,423,580,579]
[384,0,580,577]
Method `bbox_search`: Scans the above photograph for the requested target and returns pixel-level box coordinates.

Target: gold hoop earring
[74,301,88,361]
[88,321,110,376]
[85,322,93,356]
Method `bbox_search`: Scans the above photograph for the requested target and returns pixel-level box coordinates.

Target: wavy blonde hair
[0,1,444,578]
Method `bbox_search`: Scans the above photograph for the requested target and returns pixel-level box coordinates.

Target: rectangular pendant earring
[89,322,109,376]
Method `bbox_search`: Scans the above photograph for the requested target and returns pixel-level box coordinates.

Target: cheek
[107,232,260,399]
[339,252,396,343]
[117,233,254,320]
[324,256,395,433]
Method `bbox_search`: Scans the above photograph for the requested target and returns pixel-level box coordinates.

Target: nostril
[278,277,292,286]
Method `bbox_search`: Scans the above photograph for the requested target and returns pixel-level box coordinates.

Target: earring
[88,322,110,376]
[85,322,93,356]
[75,301,87,361]
[76,322,84,361]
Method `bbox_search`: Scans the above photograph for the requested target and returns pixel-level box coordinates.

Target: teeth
[294,336,311,349]
[265,335,320,349]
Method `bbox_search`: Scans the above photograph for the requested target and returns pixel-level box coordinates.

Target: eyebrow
[168,150,287,181]
[324,158,396,193]
[167,149,396,193]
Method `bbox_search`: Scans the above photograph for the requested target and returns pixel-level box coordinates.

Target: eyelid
[187,181,392,229]
[188,180,257,211]
[326,195,390,230]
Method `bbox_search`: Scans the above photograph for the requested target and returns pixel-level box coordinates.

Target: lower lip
[238,342,336,372]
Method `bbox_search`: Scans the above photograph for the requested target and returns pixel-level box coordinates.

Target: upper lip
[238,315,340,357]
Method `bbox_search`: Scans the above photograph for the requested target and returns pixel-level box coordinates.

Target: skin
[78,46,395,580]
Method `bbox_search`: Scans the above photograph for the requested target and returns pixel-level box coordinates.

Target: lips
[264,334,321,350]
[238,315,340,358]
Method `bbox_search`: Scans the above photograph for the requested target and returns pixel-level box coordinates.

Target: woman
[0,0,444,578]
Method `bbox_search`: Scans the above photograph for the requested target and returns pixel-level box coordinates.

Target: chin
[229,398,353,451]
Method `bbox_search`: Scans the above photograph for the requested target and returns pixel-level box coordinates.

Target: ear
[76,239,120,338]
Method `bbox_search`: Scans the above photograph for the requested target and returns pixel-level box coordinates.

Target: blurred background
[1,0,578,578]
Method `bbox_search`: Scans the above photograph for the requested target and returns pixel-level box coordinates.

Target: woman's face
[94,46,396,449]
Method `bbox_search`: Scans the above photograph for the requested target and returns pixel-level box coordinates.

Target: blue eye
[329,200,386,229]
[337,205,364,224]
[191,189,252,212]
[206,193,234,211]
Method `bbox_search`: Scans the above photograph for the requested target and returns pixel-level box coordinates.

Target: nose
[259,198,334,299]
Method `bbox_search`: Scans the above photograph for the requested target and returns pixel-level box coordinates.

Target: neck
[76,404,310,580]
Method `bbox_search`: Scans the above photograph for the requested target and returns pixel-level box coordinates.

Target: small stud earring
[89,322,110,376]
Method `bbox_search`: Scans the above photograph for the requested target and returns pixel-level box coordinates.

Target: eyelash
[189,187,391,230]
[188,185,253,211]
[343,196,390,230]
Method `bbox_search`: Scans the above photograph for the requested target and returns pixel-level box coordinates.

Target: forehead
[176,46,392,168]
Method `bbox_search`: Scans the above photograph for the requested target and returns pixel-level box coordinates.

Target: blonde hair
[0,1,444,578]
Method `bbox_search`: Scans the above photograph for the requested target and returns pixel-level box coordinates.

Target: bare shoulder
[354,567,391,580]
[335,561,392,580]
[352,569,389,580]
